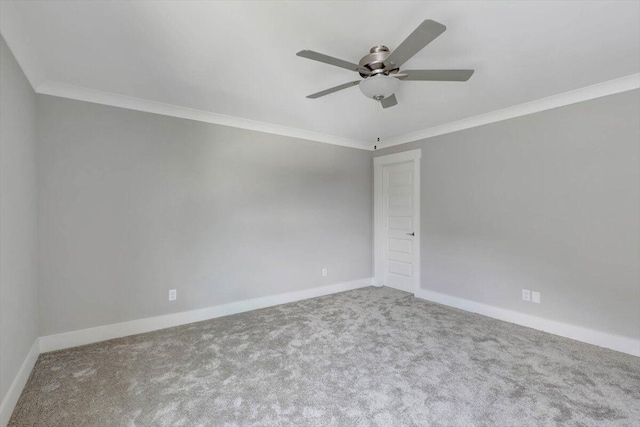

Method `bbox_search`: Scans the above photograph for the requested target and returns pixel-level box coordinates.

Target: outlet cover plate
[532,291,541,304]
[522,289,531,301]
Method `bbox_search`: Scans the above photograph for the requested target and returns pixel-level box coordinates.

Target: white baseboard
[415,289,640,357]
[0,339,40,427]
[39,278,373,353]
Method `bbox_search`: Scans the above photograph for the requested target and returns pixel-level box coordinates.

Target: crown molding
[25,74,640,152]
[35,81,370,150]
[375,73,640,150]
[34,74,640,152]
[0,2,47,90]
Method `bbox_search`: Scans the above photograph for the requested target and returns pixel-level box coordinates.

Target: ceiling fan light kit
[297,19,474,109]
[359,75,400,101]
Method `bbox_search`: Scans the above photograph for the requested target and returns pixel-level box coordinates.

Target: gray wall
[36,96,373,336]
[0,37,39,402]
[373,90,640,340]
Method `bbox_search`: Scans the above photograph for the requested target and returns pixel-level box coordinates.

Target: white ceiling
[2,1,639,148]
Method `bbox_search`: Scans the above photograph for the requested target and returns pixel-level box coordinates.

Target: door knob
[407,232,415,236]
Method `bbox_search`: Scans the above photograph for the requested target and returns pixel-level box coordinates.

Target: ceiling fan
[297,19,474,109]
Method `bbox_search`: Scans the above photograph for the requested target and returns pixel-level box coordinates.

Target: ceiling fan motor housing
[358,46,399,78]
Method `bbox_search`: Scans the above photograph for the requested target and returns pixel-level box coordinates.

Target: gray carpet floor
[9,287,640,426]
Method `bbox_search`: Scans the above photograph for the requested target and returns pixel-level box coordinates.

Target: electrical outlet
[532,291,541,304]
[169,289,177,301]
[522,289,531,301]
[322,268,328,277]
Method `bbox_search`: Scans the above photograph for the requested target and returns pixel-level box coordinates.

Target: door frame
[373,149,422,294]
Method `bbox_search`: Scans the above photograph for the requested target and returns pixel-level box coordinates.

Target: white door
[382,162,418,292]
[375,149,421,294]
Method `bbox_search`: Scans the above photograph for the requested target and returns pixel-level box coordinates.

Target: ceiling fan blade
[386,20,447,68]
[297,50,361,72]
[306,81,361,99]
[380,94,398,109]
[401,70,474,81]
